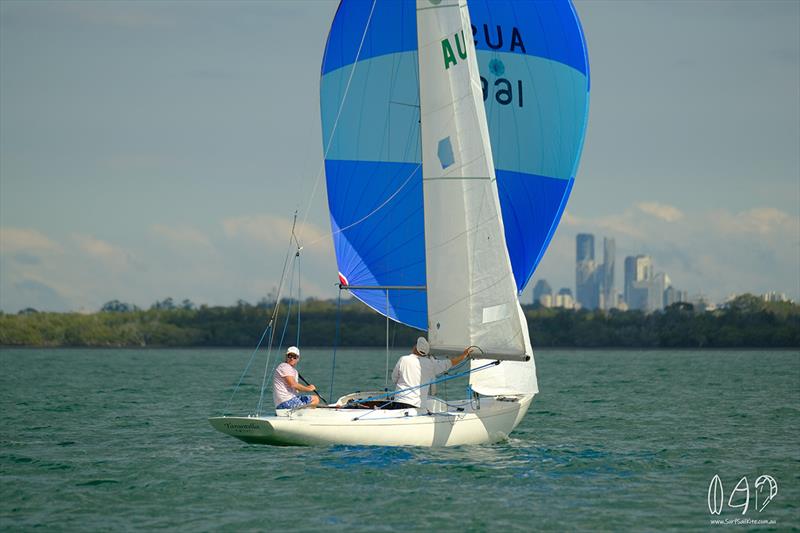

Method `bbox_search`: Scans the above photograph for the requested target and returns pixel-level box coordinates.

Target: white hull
[209,395,532,447]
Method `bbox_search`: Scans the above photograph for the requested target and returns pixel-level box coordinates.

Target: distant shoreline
[2,345,798,352]
[1,294,797,349]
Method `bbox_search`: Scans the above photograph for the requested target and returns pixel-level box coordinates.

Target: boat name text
[442,26,526,71]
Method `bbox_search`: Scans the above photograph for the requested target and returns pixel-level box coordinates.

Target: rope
[441,346,483,404]
[348,360,500,421]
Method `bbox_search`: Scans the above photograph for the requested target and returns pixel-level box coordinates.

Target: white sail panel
[469,304,538,396]
[416,0,528,368]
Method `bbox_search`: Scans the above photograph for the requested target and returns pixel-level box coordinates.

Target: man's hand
[451,346,473,366]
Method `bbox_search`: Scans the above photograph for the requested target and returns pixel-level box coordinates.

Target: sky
[0,0,798,313]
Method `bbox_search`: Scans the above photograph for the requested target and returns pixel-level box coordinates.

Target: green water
[1,348,798,531]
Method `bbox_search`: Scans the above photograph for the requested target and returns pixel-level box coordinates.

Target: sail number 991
[480,77,523,107]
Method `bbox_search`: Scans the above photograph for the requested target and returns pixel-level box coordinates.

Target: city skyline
[534,233,685,312]
[532,232,790,311]
[1,1,798,313]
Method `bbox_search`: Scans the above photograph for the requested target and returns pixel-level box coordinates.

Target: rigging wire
[328,288,342,403]
[296,249,302,347]
[385,290,390,388]
[224,213,303,416]
[222,321,273,416]
[296,0,378,248]
[255,213,301,416]
[260,252,304,416]
[257,254,297,415]
[276,261,297,355]
[302,163,421,248]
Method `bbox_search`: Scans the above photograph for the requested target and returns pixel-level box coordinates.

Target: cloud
[0,227,63,254]
[222,215,331,255]
[709,207,797,236]
[73,234,141,271]
[562,209,647,239]
[636,202,684,222]
[150,224,212,248]
[594,213,649,239]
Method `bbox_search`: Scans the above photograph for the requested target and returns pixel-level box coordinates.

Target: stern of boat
[209,416,293,446]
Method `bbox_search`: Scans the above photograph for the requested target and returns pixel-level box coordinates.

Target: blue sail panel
[468,0,588,78]
[321,0,589,325]
[322,0,588,78]
[322,1,417,76]
[325,159,427,330]
[497,171,574,292]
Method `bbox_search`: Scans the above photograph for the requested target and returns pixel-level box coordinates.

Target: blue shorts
[276,395,313,410]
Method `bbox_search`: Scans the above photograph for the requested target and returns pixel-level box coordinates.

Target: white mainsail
[416,0,537,395]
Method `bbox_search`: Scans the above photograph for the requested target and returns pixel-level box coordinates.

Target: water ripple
[1,348,797,531]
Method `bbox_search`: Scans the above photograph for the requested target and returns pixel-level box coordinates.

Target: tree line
[0,294,797,348]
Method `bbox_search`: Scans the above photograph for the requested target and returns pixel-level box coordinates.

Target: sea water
[1,348,798,531]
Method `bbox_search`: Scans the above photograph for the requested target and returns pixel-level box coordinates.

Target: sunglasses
[287,354,299,359]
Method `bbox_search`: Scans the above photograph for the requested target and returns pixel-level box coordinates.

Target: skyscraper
[575,234,599,309]
[624,255,667,312]
[555,288,575,309]
[625,255,650,304]
[532,279,552,305]
[601,237,615,310]
[664,286,688,307]
[623,256,636,305]
[576,233,594,262]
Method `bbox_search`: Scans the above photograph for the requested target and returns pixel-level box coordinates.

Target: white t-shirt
[392,354,451,408]
[272,362,299,406]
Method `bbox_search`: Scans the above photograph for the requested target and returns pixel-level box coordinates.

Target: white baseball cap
[416,337,429,355]
[286,346,300,357]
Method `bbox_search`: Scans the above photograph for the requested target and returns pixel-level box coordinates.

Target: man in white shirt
[272,346,319,410]
[391,337,472,409]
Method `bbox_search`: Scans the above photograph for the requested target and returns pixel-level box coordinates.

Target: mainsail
[320,0,590,331]
[416,0,524,359]
[416,0,536,395]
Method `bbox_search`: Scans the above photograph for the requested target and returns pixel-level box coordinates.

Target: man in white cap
[390,337,472,410]
[272,346,320,410]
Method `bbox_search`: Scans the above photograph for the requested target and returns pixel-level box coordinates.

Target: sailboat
[209,0,589,446]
